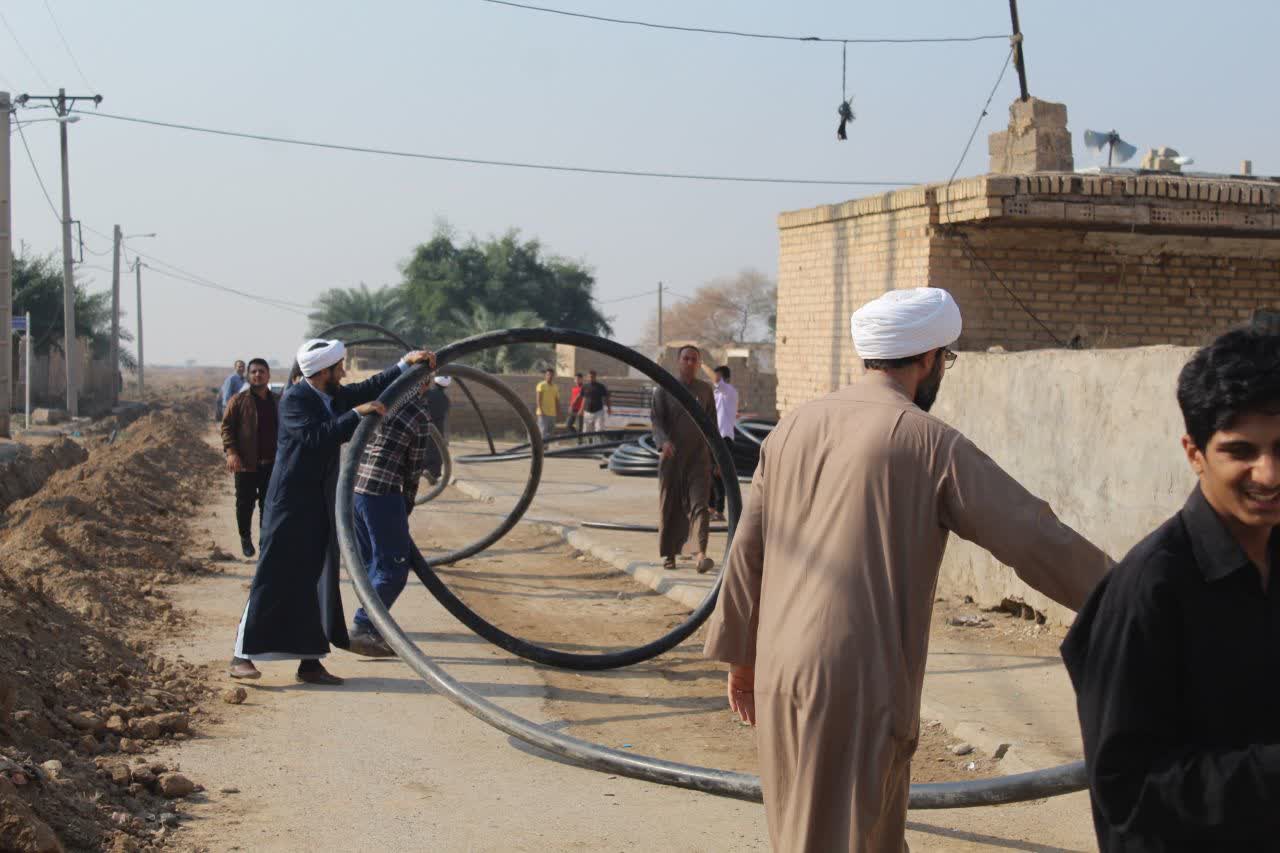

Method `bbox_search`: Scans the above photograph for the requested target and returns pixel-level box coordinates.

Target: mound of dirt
[0,409,223,851]
[0,439,88,516]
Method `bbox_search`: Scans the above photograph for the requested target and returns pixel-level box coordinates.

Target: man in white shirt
[711,365,739,521]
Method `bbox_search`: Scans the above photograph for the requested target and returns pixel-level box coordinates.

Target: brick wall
[775,173,1280,414]
[934,228,1280,351]
[774,191,933,414]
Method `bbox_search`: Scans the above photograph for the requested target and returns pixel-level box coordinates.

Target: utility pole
[656,281,664,358]
[17,89,102,417]
[1008,0,1030,102]
[110,225,121,407]
[134,260,144,392]
[1,91,13,437]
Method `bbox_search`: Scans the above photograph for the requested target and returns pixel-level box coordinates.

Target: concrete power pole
[57,89,78,417]
[17,89,102,417]
[0,91,12,437]
[656,281,663,358]
[110,225,121,407]
[134,260,144,392]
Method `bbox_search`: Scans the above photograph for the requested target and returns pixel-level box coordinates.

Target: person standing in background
[651,346,716,574]
[216,359,247,422]
[710,365,739,522]
[534,368,560,439]
[221,358,279,558]
[566,373,585,441]
[581,370,612,442]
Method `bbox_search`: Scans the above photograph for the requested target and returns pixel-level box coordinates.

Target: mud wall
[930,345,1198,626]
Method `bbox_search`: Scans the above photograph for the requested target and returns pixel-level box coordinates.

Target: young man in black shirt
[580,369,611,442]
[1062,326,1280,851]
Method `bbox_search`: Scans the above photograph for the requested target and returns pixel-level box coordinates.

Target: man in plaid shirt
[347,379,435,657]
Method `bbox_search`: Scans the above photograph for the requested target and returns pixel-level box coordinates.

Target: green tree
[400,227,611,345]
[306,282,414,339]
[11,252,136,369]
[448,305,552,373]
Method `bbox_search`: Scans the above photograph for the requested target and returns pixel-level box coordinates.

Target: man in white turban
[230,338,435,685]
[704,287,1112,851]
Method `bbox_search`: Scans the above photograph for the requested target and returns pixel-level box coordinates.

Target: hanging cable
[945,46,1014,185]
[42,0,95,92]
[836,42,854,141]
[479,0,1010,45]
[0,10,54,89]
[73,110,916,188]
[13,118,62,223]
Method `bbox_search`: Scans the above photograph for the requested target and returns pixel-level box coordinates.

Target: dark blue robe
[235,364,403,659]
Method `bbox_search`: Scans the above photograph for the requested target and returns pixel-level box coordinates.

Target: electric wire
[946,47,1014,186]
[0,9,54,89]
[13,117,62,223]
[480,0,1010,45]
[42,0,94,92]
[74,110,916,187]
[140,264,313,316]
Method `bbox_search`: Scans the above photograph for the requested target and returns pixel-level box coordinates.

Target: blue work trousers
[352,491,413,635]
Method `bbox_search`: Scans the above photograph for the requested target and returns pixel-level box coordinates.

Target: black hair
[575,372,583,378]
[1177,326,1280,449]
[247,358,269,371]
[677,344,700,358]
[862,353,927,371]
[714,365,731,381]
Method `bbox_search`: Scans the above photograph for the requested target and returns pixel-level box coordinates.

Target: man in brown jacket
[651,345,717,573]
[705,287,1112,852]
[221,358,279,558]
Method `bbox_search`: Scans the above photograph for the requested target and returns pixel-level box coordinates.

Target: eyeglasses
[942,348,958,370]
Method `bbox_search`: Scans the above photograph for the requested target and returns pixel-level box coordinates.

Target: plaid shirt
[353,393,432,503]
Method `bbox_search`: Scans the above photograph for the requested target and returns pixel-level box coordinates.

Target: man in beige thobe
[704,287,1111,852]
[652,344,717,573]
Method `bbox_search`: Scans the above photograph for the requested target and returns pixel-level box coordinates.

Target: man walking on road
[710,365,738,522]
[220,358,279,558]
[534,368,559,439]
[565,373,585,439]
[1063,327,1280,851]
[705,287,1111,852]
[652,346,716,574]
[216,359,246,422]
[230,339,435,686]
[346,377,436,658]
[581,369,612,441]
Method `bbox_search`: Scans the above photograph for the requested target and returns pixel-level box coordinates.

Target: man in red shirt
[566,373,585,440]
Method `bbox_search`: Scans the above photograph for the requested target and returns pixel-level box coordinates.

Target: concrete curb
[451,476,713,611]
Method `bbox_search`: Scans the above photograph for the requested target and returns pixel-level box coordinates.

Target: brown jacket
[220,388,280,472]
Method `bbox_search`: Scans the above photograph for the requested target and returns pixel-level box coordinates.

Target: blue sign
[10,316,27,332]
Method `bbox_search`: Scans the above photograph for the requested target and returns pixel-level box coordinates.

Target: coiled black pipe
[413,423,451,506]
[335,328,1089,807]
[344,328,741,670]
[295,322,498,455]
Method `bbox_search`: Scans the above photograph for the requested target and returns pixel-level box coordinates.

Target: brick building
[774,171,1280,414]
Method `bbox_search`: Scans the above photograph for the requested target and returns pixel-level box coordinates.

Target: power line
[42,0,95,92]
[13,118,62,222]
[141,265,313,316]
[0,10,53,89]
[77,110,917,188]
[946,47,1014,185]
[598,288,659,305]
[481,0,1010,45]
[951,230,1066,347]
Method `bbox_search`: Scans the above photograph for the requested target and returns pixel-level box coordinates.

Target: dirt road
[158,431,1094,851]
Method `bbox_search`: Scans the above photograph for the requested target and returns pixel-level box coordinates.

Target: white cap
[851,287,962,360]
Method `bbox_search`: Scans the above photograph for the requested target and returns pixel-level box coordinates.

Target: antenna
[1083,129,1137,166]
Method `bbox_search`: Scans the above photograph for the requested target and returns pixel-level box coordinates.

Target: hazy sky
[4,1,1276,367]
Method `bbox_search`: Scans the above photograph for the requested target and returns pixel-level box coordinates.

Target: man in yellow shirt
[534,368,560,438]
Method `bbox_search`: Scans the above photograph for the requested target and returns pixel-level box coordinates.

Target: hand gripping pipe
[336,327,1088,807]
[296,321,499,455]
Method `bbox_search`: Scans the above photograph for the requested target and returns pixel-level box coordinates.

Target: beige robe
[704,373,1111,853]
[651,378,716,558]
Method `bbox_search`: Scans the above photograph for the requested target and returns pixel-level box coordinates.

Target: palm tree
[448,305,552,373]
[307,283,414,338]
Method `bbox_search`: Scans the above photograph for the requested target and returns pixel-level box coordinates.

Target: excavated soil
[0,405,224,851]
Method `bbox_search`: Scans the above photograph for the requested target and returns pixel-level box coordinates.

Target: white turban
[433,375,453,387]
[296,338,346,377]
[851,287,962,360]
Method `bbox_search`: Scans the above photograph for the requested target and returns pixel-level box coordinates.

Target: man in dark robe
[229,338,435,685]
[651,344,717,574]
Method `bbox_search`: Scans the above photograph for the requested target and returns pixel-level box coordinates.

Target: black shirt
[1061,486,1280,851]
[580,381,608,413]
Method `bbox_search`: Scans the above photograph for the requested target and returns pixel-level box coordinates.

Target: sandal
[662,557,677,571]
